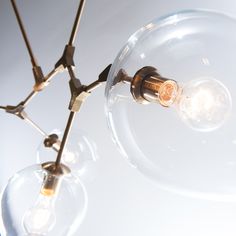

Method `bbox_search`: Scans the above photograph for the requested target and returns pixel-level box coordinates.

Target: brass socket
[41,173,60,196]
[130,66,179,107]
[41,162,70,196]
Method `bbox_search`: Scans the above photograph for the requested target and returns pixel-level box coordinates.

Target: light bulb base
[42,162,70,175]
[130,66,179,107]
[41,162,70,196]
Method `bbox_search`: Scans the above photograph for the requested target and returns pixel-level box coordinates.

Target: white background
[1,0,236,235]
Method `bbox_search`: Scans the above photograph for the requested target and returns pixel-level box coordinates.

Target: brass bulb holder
[130,66,179,107]
[41,162,71,196]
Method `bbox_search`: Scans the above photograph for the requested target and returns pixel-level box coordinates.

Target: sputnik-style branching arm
[10,0,38,67]
[0,106,6,110]
[55,111,76,168]
[11,0,45,89]
[55,0,87,91]
[0,67,60,119]
[24,115,60,152]
[4,0,112,171]
[9,0,63,111]
[85,64,112,92]
[50,0,88,169]
[68,0,86,46]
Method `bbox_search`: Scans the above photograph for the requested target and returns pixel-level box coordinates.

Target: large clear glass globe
[1,164,88,236]
[105,10,236,201]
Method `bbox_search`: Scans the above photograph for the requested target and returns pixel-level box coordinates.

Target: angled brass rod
[23,91,38,107]
[85,80,102,93]
[24,115,48,137]
[68,0,86,46]
[21,68,60,107]
[24,115,60,152]
[55,111,76,168]
[67,66,77,80]
[0,106,6,110]
[11,0,38,67]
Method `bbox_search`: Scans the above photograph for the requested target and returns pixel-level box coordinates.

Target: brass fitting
[130,66,179,107]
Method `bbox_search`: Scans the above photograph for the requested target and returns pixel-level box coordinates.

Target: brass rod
[44,68,59,83]
[23,91,37,107]
[24,115,60,152]
[23,68,59,107]
[55,111,76,168]
[24,115,48,137]
[85,81,101,93]
[10,0,38,67]
[0,106,6,110]
[68,0,86,46]
[67,66,76,79]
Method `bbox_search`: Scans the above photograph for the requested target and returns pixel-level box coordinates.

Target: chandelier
[1,0,236,235]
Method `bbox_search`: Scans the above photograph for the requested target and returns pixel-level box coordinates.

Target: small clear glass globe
[105,10,236,200]
[37,129,98,177]
[1,164,88,236]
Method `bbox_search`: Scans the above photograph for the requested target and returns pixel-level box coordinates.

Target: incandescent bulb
[130,67,232,132]
[63,149,77,164]
[23,170,61,235]
[23,194,56,235]
[2,164,88,235]
[176,77,232,131]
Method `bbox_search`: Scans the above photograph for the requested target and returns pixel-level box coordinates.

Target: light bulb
[176,77,232,131]
[63,149,77,164]
[23,194,56,235]
[156,76,232,131]
[2,164,88,235]
[23,170,61,235]
[129,67,232,132]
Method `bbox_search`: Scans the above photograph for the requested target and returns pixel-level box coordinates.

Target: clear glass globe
[1,164,88,236]
[37,129,98,177]
[105,10,236,200]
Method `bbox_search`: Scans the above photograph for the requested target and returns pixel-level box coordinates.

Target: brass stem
[85,81,101,93]
[23,91,38,107]
[68,0,86,46]
[55,111,76,168]
[24,115,48,137]
[0,106,6,110]
[11,0,38,67]
[67,66,77,80]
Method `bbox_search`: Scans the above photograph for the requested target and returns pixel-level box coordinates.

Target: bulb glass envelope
[1,164,88,236]
[105,10,236,200]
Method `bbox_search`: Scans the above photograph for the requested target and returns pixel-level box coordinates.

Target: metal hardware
[113,69,132,86]
[32,66,45,91]
[44,134,59,148]
[41,162,71,196]
[129,66,178,107]
[4,0,112,175]
[85,64,112,92]
[42,162,70,175]
[5,102,26,119]
[55,111,76,169]
[55,45,76,70]
[10,0,38,67]
[11,0,47,90]
[68,0,86,46]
